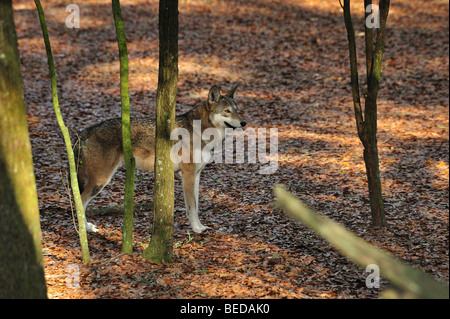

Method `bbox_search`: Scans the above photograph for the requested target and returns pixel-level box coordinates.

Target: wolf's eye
[224,109,231,114]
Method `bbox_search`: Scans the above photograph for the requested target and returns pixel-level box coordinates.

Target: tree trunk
[363,0,389,228]
[143,0,178,263]
[35,0,90,261]
[342,0,389,228]
[112,0,136,254]
[363,146,386,227]
[0,0,47,298]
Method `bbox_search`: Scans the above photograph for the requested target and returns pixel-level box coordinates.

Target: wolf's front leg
[181,167,209,233]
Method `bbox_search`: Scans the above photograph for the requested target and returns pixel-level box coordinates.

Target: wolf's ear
[208,85,221,105]
[226,84,239,99]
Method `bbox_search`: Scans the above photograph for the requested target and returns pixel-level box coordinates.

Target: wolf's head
[206,85,246,131]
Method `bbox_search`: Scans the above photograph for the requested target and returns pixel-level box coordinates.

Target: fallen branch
[274,185,449,299]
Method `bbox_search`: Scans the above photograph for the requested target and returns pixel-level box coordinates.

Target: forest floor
[14,0,448,299]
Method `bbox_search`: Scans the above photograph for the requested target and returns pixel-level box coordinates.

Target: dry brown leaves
[13,0,449,298]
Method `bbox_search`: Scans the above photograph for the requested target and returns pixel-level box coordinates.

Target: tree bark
[143,0,178,263]
[364,0,374,84]
[363,0,389,228]
[112,0,136,254]
[35,0,90,261]
[342,0,389,228]
[342,0,365,143]
[0,0,47,298]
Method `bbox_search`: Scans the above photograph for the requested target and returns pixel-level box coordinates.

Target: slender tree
[143,0,178,263]
[341,0,389,228]
[0,0,47,298]
[112,0,136,254]
[35,0,90,262]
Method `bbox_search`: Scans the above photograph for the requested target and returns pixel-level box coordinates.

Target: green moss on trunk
[143,0,178,263]
[0,0,47,298]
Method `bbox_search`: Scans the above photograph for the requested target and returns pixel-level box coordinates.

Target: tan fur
[73,85,245,233]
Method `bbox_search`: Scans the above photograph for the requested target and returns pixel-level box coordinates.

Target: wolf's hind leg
[80,182,106,232]
[79,157,123,232]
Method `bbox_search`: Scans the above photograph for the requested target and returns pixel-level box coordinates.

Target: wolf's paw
[192,224,210,233]
[86,222,99,233]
